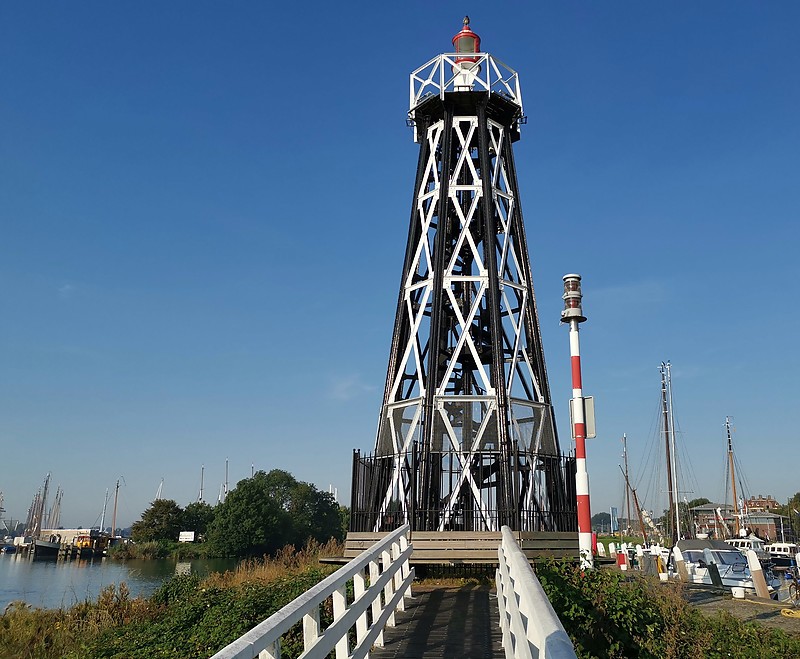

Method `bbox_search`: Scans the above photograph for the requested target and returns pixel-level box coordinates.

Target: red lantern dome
[452,16,481,65]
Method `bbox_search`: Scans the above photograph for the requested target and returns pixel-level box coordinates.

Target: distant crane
[154,478,164,501]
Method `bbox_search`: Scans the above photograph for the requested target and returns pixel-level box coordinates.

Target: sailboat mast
[622,434,632,535]
[49,486,62,529]
[619,464,648,544]
[111,479,120,540]
[660,364,677,545]
[665,363,682,539]
[100,488,109,533]
[726,416,740,536]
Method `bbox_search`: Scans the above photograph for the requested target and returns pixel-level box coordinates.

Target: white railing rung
[409,53,523,115]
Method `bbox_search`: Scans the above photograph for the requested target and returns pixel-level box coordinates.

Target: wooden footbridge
[211,525,578,659]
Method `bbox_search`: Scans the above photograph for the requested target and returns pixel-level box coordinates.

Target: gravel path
[686,587,800,635]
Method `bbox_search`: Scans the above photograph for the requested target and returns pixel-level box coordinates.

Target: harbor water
[0,553,237,611]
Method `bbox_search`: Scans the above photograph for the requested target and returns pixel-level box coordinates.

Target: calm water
[0,553,237,611]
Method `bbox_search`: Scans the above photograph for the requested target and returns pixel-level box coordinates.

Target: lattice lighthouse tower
[349,19,576,539]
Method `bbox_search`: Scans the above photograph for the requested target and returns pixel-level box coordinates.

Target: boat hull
[33,538,61,559]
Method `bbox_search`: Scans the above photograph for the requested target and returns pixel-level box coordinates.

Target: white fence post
[381,548,396,627]
[369,558,385,648]
[302,606,319,652]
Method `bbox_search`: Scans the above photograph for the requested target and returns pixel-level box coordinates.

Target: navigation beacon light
[452,15,481,64]
[561,273,587,324]
[452,16,482,89]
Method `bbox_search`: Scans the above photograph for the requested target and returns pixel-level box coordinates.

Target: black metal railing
[349,446,577,534]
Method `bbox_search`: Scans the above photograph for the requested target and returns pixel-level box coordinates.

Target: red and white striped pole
[562,274,593,569]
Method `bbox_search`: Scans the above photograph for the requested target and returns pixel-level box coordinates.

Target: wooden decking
[345,530,578,564]
[369,585,503,658]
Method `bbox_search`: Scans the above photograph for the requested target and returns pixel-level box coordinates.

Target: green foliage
[122,469,339,560]
[130,500,185,543]
[687,497,711,508]
[107,539,211,560]
[205,472,292,557]
[339,505,351,537]
[591,512,611,531]
[108,540,174,560]
[205,470,342,558]
[182,501,216,537]
[0,584,154,659]
[535,560,800,659]
[74,566,337,658]
[774,492,800,536]
[261,470,342,546]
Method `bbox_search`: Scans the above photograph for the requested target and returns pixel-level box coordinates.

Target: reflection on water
[0,553,237,611]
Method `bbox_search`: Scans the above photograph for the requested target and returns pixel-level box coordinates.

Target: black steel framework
[350,54,575,535]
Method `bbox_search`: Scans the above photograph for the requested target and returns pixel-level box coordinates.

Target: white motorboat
[673,538,780,594]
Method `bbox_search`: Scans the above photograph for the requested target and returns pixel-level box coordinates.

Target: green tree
[205,470,344,558]
[205,473,292,557]
[131,499,184,542]
[262,469,343,545]
[775,492,800,537]
[591,512,611,532]
[339,505,351,538]
[687,497,711,509]
[182,501,216,538]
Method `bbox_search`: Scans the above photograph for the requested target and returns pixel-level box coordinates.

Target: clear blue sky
[1,3,798,529]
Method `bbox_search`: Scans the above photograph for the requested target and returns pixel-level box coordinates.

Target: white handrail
[211,524,413,659]
[409,53,523,114]
[496,526,577,659]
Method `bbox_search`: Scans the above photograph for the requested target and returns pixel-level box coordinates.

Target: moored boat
[763,542,799,569]
[33,536,61,559]
[74,530,110,558]
[673,538,780,595]
[725,534,771,564]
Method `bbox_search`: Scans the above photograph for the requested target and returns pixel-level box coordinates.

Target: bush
[535,560,800,659]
